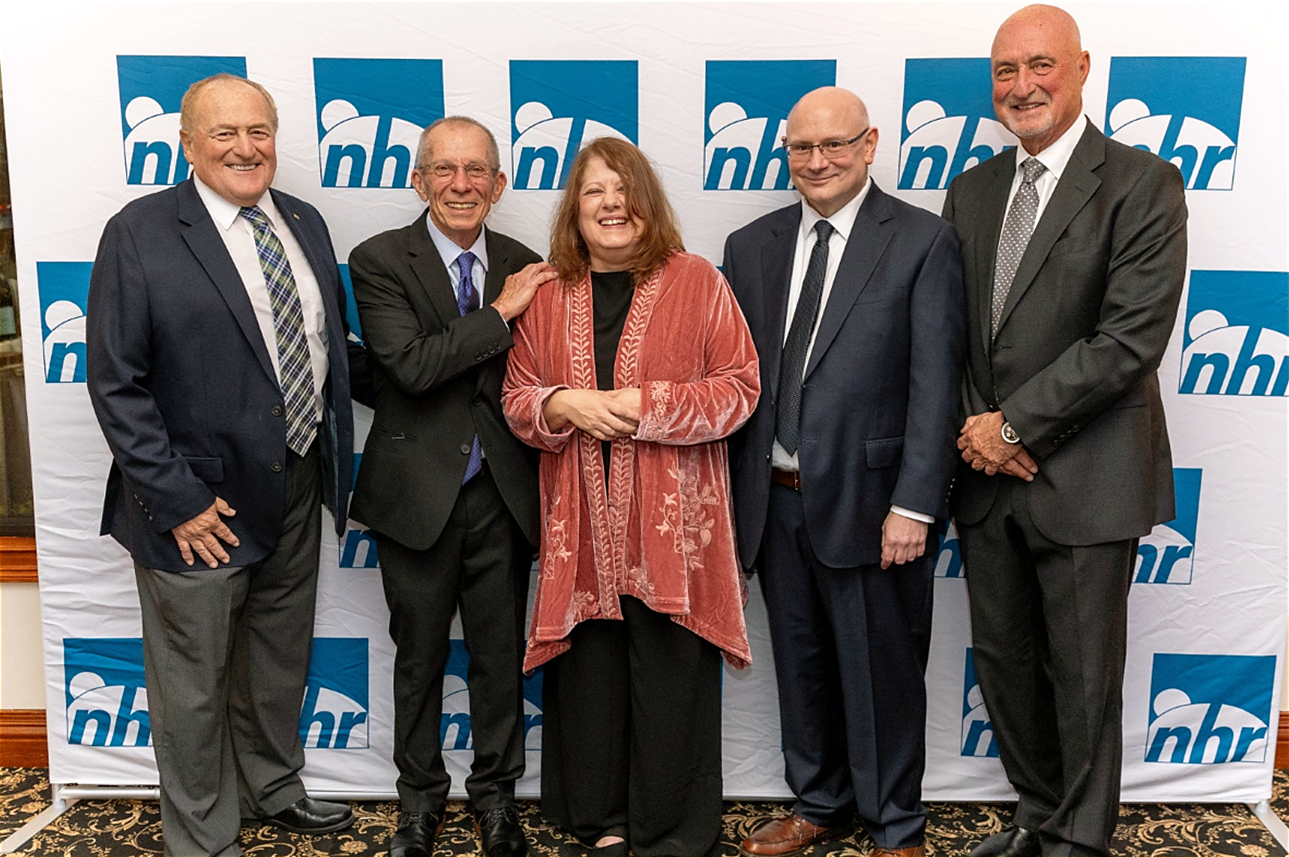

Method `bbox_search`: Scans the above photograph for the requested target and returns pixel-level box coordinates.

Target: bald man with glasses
[724,86,965,857]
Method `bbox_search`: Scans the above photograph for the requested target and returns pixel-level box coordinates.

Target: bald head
[783,86,878,218]
[990,4,1090,155]
[993,4,1082,57]
[786,86,869,141]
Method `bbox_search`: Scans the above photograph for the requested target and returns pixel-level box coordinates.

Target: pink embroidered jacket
[502,252,760,672]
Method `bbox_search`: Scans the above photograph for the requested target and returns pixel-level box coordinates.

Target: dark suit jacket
[347,216,541,551]
[87,179,356,572]
[724,183,965,570]
[943,122,1188,546]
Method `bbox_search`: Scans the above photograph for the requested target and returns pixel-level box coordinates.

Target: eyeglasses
[781,128,870,161]
[421,161,496,181]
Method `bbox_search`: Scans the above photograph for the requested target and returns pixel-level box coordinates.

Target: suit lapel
[976,150,1016,350]
[804,184,893,380]
[178,180,277,384]
[758,206,799,403]
[407,211,461,329]
[994,124,1104,336]
[476,229,513,395]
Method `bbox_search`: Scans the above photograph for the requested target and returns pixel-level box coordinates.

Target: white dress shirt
[194,177,328,421]
[772,179,930,524]
[1002,114,1088,225]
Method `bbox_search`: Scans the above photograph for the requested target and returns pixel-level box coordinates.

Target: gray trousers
[958,476,1135,857]
[135,444,321,856]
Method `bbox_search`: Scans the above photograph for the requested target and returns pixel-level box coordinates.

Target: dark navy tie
[776,220,833,455]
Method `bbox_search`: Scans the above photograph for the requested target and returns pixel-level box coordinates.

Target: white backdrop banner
[3,1,1285,803]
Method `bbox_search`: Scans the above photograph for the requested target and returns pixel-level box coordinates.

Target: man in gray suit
[348,116,555,857]
[943,6,1187,856]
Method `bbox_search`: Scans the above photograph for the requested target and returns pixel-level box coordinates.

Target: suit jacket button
[460,444,472,455]
[272,406,283,417]
[474,398,484,406]
[271,461,283,473]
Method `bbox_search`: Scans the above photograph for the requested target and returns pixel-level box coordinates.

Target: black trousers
[759,483,933,850]
[958,477,1136,857]
[376,465,531,813]
[541,596,723,857]
[135,442,320,857]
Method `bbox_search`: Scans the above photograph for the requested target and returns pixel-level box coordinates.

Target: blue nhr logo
[703,60,835,191]
[442,640,543,750]
[510,60,638,190]
[313,59,444,189]
[1146,653,1275,764]
[1135,469,1202,585]
[1179,270,1289,397]
[960,649,998,758]
[1106,57,1245,191]
[898,59,1015,190]
[38,262,92,384]
[117,55,246,186]
[64,638,150,747]
[300,637,369,749]
[934,521,963,578]
[339,451,379,569]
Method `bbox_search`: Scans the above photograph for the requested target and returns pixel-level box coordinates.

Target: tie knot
[1021,157,1047,184]
[813,220,834,243]
[238,205,269,228]
[457,251,476,278]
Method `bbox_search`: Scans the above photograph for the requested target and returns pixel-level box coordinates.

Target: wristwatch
[1000,420,1021,445]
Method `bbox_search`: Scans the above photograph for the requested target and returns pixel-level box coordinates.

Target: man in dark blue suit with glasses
[725,86,964,857]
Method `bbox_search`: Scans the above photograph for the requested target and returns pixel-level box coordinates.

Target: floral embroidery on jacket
[656,466,719,571]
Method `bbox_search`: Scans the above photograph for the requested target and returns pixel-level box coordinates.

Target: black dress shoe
[390,811,445,857]
[264,796,354,834]
[474,805,528,857]
[969,824,1041,857]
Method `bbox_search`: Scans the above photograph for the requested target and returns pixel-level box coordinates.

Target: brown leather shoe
[872,845,926,857]
[739,813,843,856]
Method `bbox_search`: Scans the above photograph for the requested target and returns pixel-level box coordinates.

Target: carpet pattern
[3,767,1286,855]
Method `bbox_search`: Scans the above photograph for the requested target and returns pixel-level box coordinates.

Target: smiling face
[180,78,278,207]
[412,121,506,249]
[577,156,645,272]
[991,5,1090,155]
[784,87,877,219]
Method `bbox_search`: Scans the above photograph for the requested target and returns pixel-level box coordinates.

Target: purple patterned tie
[456,251,483,484]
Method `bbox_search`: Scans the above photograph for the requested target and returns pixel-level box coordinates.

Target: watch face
[1002,422,1020,444]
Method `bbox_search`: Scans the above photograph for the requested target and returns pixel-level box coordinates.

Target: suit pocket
[1046,233,1101,258]
[371,427,416,441]
[184,456,224,483]
[865,437,904,469]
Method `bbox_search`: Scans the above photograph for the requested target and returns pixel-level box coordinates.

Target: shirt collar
[193,175,281,232]
[799,176,871,242]
[1019,114,1088,182]
[424,213,489,274]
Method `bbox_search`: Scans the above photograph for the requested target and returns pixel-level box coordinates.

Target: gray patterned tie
[776,219,833,456]
[239,206,316,456]
[991,157,1047,338]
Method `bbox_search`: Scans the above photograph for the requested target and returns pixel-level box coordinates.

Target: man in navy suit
[725,86,964,857]
[87,73,357,856]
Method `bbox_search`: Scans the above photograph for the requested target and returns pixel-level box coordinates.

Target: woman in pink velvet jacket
[502,137,759,856]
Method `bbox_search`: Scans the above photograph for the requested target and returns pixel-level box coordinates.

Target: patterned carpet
[2,766,1286,856]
